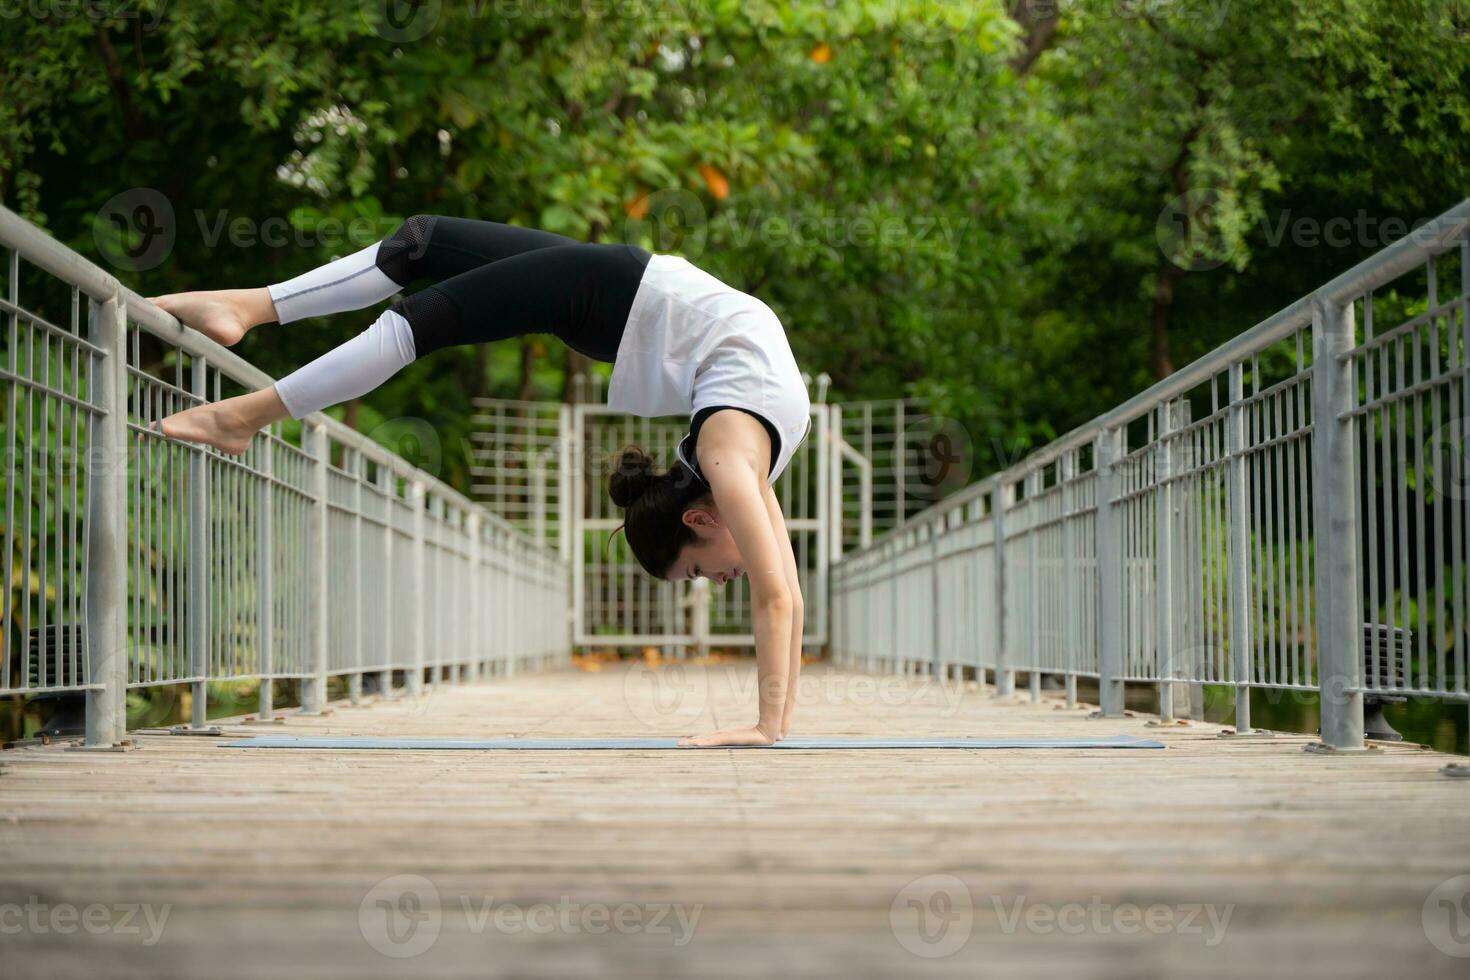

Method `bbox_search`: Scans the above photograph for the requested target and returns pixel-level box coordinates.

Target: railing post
[1059,452,1078,709]
[930,519,942,680]
[257,426,274,718]
[349,448,364,704]
[1311,295,1365,749]
[408,479,427,696]
[1026,470,1042,703]
[299,420,329,714]
[1094,427,1126,716]
[467,511,482,682]
[1226,363,1255,733]
[992,481,1013,697]
[1156,402,1176,721]
[829,403,844,566]
[84,294,128,746]
[377,464,395,698]
[188,355,209,729]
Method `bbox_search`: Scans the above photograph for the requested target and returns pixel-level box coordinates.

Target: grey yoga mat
[222,734,1166,750]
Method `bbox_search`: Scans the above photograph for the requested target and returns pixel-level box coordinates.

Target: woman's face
[668,506,745,584]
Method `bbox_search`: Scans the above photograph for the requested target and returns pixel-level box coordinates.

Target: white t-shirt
[607,254,811,483]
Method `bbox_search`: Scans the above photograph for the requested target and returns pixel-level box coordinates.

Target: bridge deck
[1,661,1466,978]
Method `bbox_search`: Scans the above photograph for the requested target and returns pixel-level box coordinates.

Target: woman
[151,215,810,748]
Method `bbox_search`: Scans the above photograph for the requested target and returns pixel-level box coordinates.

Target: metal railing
[831,199,1470,751]
[0,206,571,747]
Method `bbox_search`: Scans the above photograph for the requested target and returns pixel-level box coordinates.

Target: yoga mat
[222,734,1166,750]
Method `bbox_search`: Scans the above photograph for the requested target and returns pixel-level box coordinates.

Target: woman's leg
[160,240,650,451]
[275,242,649,419]
[149,215,581,347]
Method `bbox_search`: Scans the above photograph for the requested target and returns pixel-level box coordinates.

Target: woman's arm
[678,412,793,748]
[763,483,805,739]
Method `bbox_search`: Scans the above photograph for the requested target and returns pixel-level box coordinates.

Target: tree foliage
[1,0,1466,489]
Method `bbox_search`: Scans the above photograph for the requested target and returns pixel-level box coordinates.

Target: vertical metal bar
[349,448,365,702]
[1312,295,1365,749]
[992,481,1013,696]
[408,479,427,696]
[188,357,209,727]
[1027,471,1042,703]
[559,403,573,566]
[571,407,585,650]
[930,520,942,679]
[1060,452,1078,708]
[816,404,831,647]
[300,421,330,713]
[378,463,394,696]
[1156,403,1176,721]
[84,294,127,745]
[1227,362,1254,732]
[257,432,275,717]
[1094,427,1125,716]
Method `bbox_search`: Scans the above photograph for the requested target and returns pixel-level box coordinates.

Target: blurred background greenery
[5,0,1467,487]
[3,1,1469,747]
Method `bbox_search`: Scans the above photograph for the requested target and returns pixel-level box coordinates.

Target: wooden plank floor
[1,660,1467,979]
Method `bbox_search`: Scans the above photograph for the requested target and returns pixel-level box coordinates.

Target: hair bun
[608,445,658,509]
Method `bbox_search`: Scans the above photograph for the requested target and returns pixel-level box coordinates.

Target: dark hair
[608,444,710,578]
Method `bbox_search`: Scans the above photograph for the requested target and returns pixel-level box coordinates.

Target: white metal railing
[832,199,1470,751]
[0,205,570,747]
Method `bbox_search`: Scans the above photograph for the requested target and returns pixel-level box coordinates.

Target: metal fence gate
[464,393,952,658]
[469,394,940,656]
[570,404,833,653]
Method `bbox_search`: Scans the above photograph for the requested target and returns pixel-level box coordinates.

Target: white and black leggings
[270,216,651,418]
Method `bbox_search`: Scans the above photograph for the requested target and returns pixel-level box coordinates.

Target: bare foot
[148,288,275,347]
[157,401,261,455]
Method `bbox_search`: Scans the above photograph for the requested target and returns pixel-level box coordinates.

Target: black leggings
[377,215,652,362]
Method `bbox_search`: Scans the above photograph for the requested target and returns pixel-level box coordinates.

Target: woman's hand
[678,725,778,748]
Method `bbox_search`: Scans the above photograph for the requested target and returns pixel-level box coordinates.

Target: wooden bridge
[2,662,1466,978]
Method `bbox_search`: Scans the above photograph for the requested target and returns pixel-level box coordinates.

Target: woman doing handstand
[150,215,811,748]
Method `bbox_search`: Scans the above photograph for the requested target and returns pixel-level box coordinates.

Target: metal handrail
[0,206,570,747]
[838,199,1470,563]
[0,205,540,545]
